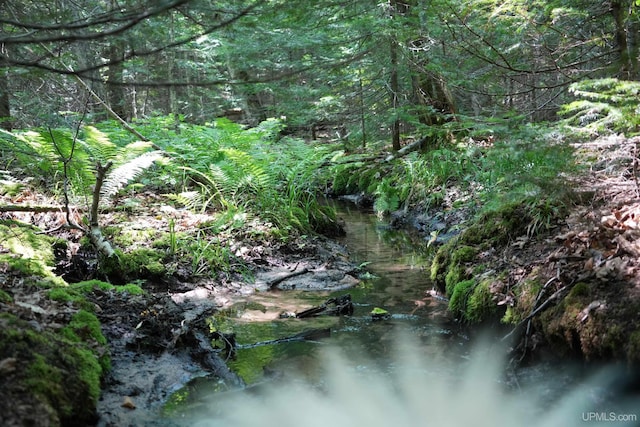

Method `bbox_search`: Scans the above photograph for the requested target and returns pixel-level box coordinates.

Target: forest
[1,1,640,426]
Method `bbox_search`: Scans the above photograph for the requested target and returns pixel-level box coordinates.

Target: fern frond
[164,191,202,211]
[81,126,118,161]
[221,148,273,192]
[181,165,230,211]
[115,140,156,163]
[207,164,236,198]
[101,151,164,201]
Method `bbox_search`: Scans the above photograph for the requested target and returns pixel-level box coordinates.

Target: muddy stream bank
[94,201,639,427]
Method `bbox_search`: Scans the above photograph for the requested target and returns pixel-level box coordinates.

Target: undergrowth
[330,119,577,229]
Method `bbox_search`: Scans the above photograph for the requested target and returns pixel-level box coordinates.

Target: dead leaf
[0,357,17,374]
[601,215,617,228]
[122,396,136,410]
[578,300,605,323]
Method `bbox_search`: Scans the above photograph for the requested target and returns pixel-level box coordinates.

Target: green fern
[373,178,400,218]
[1,125,164,204]
[100,150,165,201]
[164,191,202,211]
[164,118,341,234]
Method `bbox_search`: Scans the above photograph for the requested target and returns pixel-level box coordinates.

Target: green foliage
[629,329,640,364]
[373,178,400,218]
[559,79,640,135]
[0,126,164,206]
[160,118,341,236]
[187,231,233,278]
[0,289,12,303]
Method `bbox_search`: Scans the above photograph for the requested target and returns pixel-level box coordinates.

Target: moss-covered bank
[0,220,111,426]
[0,312,107,426]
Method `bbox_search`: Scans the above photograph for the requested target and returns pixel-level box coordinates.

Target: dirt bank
[395,134,640,366]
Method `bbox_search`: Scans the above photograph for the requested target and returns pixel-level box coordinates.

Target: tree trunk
[358,76,366,148]
[611,0,632,79]
[106,44,130,121]
[389,0,401,151]
[627,3,639,80]
[0,56,12,131]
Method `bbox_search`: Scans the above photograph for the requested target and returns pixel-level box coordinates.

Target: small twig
[633,139,640,198]
[48,118,87,232]
[503,285,568,342]
[502,271,565,344]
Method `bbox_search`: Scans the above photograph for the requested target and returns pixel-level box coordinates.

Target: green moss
[460,202,528,248]
[0,221,56,266]
[465,280,497,323]
[501,306,519,324]
[47,287,82,303]
[451,245,477,264]
[71,279,115,293]
[0,221,67,287]
[500,279,540,324]
[63,310,107,345]
[430,237,457,290]
[448,279,476,318]
[99,248,167,283]
[1,315,105,424]
[25,354,70,416]
[117,283,145,295]
[435,244,478,297]
[565,282,590,304]
[66,346,102,404]
[66,279,143,296]
[0,289,13,303]
[151,232,177,250]
[628,329,640,364]
[600,323,625,356]
[444,265,463,297]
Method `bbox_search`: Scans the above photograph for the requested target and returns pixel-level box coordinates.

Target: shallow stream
[165,202,639,426]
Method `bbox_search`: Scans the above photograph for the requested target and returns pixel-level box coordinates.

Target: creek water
[166,202,639,427]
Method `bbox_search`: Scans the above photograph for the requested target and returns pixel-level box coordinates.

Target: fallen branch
[0,204,70,213]
[384,135,430,162]
[295,294,354,318]
[235,328,332,350]
[267,267,309,290]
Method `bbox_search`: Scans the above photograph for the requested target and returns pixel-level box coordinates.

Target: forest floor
[0,196,361,426]
[2,133,640,426]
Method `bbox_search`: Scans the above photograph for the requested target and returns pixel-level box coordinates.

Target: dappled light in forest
[2,0,640,424]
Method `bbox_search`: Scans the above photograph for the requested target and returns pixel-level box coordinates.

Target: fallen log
[295,294,354,318]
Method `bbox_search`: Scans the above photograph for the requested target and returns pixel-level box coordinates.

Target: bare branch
[0,0,193,44]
